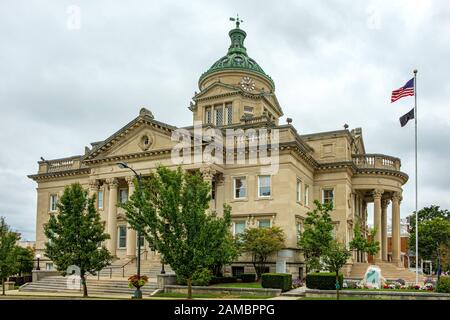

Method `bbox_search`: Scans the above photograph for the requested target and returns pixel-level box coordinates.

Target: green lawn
[152,292,269,299]
[210,282,262,289]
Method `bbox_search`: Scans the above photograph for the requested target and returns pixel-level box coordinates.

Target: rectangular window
[258,175,271,197]
[304,185,310,206]
[49,194,58,212]
[297,222,303,243]
[215,106,223,126]
[118,225,127,248]
[98,190,104,209]
[205,107,212,124]
[296,178,302,202]
[233,221,246,236]
[233,177,247,199]
[244,106,253,115]
[322,188,334,206]
[258,219,271,228]
[226,103,233,125]
[119,189,128,204]
[232,266,245,277]
[46,263,54,271]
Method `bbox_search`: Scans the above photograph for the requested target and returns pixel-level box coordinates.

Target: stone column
[106,178,118,257]
[88,179,99,203]
[381,199,390,262]
[392,192,402,266]
[125,176,137,258]
[373,189,383,263]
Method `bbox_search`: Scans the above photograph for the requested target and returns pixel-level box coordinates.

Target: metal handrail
[97,248,149,279]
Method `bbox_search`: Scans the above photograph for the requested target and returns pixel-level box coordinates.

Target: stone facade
[28,22,409,279]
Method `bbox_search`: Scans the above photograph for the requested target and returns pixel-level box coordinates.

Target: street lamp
[35,253,41,271]
[117,162,143,299]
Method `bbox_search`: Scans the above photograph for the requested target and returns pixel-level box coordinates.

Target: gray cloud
[1,0,449,240]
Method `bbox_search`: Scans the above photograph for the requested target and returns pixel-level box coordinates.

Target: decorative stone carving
[106,178,119,188]
[373,189,384,199]
[139,107,154,119]
[138,133,153,151]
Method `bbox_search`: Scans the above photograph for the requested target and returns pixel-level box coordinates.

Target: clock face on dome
[240,76,256,92]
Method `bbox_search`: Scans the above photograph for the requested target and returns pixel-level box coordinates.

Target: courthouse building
[29,21,409,278]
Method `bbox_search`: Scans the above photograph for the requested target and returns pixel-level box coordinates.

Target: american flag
[391,78,415,103]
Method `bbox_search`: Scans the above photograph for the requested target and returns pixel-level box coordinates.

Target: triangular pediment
[84,114,178,161]
[194,82,240,101]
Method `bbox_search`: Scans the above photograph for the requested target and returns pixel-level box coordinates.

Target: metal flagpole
[414,69,418,284]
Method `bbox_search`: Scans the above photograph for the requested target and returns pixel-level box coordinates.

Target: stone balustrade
[352,154,401,171]
[39,156,84,173]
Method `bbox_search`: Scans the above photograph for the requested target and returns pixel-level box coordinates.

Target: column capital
[381,199,390,209]
[125,175,135,186]
[200,167,216,180]
[106,177,119,188]
[392,191,402,202]
[373,189,384,199]
[88,178,99,190]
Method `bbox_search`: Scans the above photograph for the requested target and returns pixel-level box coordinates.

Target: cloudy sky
[1,0,449,240]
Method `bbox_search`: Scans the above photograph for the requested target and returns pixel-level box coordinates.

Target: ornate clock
[240,76,256,92]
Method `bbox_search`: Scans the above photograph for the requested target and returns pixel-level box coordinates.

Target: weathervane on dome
[230,14,243,28]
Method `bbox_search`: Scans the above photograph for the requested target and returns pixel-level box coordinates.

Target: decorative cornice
[27,168,90,182]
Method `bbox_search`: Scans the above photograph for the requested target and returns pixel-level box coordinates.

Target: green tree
[0,217,20,295]
[44,183,113,297]
[323,240,351,300]
[410,217,450,280]
[14,246,34,276]
[408,206,450,272]
[239,226,285,280]
[120,166,233,299]
[349,220,380,263]
[298,200,334,272]
[365,228,380,262]
[207,206,239,276]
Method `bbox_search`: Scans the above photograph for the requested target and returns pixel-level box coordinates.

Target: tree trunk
[81,274,88,297]
[336,272,340,301]
[187,278,193,300]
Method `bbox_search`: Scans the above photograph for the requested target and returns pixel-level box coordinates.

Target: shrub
[176,268,213,286]
[261,273,292,292]
[436,276,450,293]
[240,273,257,283]
[305,272,344,290]
[209,276,238,285]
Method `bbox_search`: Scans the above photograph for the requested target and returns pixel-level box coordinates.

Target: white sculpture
[359,265,385,289]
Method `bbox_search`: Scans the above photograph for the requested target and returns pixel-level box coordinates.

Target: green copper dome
[199,22,275,89]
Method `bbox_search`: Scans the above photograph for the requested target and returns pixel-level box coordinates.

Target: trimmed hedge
[240,273,257,283]
[436,276,450,293]
[209,276,238,285]
[306,272,344,290]
[261,273,292,292]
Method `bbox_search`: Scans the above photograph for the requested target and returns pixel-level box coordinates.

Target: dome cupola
[198,16,275,90]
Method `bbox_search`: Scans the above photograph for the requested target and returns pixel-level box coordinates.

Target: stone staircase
[349,262,424,283]
[19,276,158,296]
[97,257,174,279]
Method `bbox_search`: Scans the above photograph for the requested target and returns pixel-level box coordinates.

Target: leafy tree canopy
[44,183,112,297]
[298,200,334,272]
[120,166,235,299]
[239,226,285,279]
